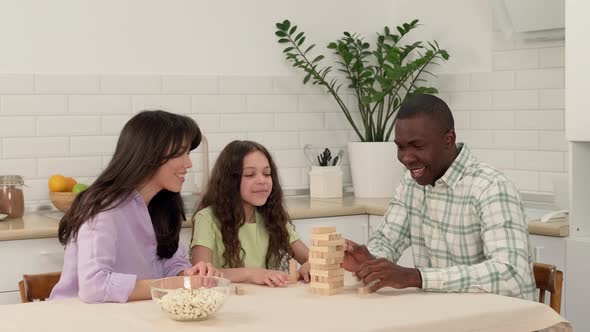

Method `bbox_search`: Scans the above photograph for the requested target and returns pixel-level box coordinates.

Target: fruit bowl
[49,192,77,212]
[150,276,231,321]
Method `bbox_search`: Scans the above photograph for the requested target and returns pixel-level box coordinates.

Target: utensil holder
[309,166,342,198]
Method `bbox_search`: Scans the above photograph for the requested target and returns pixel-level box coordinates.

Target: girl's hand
[298,261,311,283]
[181,261,221,277]
[251,269,289,287]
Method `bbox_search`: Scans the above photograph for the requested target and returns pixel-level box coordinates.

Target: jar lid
[0,175,24,186]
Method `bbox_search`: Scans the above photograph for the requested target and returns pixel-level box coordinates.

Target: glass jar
[0,175,25,219]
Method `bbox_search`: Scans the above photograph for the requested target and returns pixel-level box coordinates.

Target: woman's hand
[180,261,221,277]
[250,268,289,287]
[298,261,311,283]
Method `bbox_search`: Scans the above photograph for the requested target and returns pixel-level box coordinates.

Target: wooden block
[310,280,344,289]
[311,275,344,283]
[357,286,373,295]
[310,263,341,270]
[309,257,344,265]
[288,258,298,284]
[311,227,337,234]
[309,268,344,277]
[311,287,343,296]
[310,251,345,259]
[310,238,345,247]
[309,245,345,253]
[311,233,342,241]
[234,285,246,295]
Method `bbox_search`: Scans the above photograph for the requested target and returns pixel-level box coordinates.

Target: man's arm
[418,180,535,300]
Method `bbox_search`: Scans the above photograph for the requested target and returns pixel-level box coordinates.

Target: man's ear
[445,129,456,147]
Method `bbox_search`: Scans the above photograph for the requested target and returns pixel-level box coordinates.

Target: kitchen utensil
[332,149,344,166]
[318,148,332,166]
[0,213,7,221]
[303,144,316,167]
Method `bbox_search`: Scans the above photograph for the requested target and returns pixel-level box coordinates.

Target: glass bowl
[150,276,231,321]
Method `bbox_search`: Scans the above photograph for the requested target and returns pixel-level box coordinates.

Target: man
[343,94,535,300]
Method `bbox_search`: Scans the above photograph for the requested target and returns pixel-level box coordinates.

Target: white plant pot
[309,166,343,198]
[347,142,404,198]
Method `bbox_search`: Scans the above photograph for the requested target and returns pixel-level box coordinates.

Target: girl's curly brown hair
[194,140,293,270]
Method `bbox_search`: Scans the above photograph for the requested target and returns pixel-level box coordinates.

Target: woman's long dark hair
[58,110,201,259]
[194,140,293,269]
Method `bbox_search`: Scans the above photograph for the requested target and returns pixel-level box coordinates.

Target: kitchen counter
[0,195,568,241]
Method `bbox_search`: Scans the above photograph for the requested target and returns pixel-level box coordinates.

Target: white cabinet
[0,291,20,305]
[292,215,369,246]
[565,237,590,330]
[368,215,414,268]
[529,234,566,317]
[179,227,192,259]
[0,238,64,295]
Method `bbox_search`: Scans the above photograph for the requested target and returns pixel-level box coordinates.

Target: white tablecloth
[0,282,572,332]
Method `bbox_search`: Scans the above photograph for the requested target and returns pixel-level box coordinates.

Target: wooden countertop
[0,195,568,241]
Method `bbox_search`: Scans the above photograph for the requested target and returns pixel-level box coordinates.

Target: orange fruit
[48,174,67,192]
[64,177,77,192]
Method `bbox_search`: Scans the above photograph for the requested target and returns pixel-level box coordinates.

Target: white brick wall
[435,34,566,199]
[0,35,566,208]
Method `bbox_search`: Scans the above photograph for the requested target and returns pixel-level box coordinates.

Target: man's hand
[356,258,422,292]
[342,239,375,273]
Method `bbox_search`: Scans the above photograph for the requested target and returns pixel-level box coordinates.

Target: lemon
[48,174,68,192]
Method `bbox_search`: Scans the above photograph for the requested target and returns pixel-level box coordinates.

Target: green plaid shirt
[368,143,535,300]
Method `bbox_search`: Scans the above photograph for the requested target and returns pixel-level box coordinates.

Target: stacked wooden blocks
[309,226,345,295]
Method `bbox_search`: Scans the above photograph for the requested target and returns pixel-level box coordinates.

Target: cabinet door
[292,215,369,246]
[0,238,64,293]
[179,227,193,259]
[529,235,566,271]
[565,237,590,329]
[0,291,20,305]
[368,215,414,268]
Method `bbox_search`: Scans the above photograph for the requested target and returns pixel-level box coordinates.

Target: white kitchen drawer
[0,238,64,293]
[0,291,21,305]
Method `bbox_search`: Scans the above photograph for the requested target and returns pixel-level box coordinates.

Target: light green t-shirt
[190,207,300,268]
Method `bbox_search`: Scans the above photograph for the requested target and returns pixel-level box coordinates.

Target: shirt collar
[436,143,476,189]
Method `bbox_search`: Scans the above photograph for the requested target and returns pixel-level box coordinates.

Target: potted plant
[275,19,449,197]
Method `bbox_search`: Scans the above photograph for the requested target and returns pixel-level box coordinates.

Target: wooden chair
[533,262,563,314]
[18,272,62,303]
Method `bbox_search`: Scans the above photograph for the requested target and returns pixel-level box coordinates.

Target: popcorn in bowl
[150,276,231,321]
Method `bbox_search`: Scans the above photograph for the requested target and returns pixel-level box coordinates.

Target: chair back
[533,262,563,314]
[18,272,62,303]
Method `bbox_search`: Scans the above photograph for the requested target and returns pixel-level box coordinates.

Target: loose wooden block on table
[288,258,298,284]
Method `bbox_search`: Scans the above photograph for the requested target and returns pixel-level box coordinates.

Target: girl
[190,140,310,287]
[50,110,219,303]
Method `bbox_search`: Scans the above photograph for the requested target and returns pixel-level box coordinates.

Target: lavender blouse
[49,192,191,303]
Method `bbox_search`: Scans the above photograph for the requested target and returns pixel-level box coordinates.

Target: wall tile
[37,156,103,177]
[0,117,35,137]
[540,131,568,151]
[3,137,67,158]
[470,71,515,91]
[247,131,299,150]
[162,75,218,94]
[470,111,514,129]
[69,95,130,114]
[515,151,564,172]
[101,115,132,135]
[493,130,539,150]
[493,49,539,70]
[101,75,161,94]
[132,95,191,114]
[70,136,118,155]
[35,75,100,94]
[0,74,34,94]
[220,76,273,94]
[192,95,246,113]
[515,68,564,89]
[247,95,297,113]
[539,47,565,68]
[471,149,515,169]
[514,110,564,130]
[220,113,274,131]
[503,169,539,191]
[0,159,37,178]
[275,113,324,130]
[37,116,100,136]
[1,95,67,115]
[492,90,538,109]
[540,89,564,109]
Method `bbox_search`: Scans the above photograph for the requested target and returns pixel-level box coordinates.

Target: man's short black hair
[396,94,454,132]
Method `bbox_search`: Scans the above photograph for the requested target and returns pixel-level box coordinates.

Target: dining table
[0,280,572,332]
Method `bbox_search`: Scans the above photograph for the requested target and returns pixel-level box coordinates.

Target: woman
[50,110,219,303]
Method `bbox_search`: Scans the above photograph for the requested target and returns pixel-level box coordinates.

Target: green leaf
[275,22,284,30]
[278,38,290,43]
[297,36,306,46]
[305,44,316,54]
[295,32,304,41]
[282,20,291,31]
[289,25,297,35]
[384,26,390,36]
[283,47,295,53]
[327,42,337,49]
[312,55,325,63]
[303,73,312,84]
[275,31,287,37]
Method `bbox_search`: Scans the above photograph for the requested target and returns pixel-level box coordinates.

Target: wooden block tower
[309,226,345,295]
